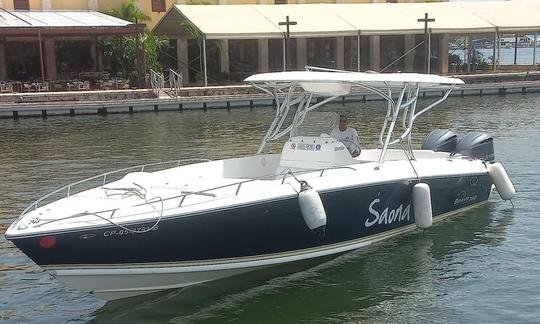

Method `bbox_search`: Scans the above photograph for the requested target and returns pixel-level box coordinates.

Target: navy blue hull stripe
[10,174,492,266]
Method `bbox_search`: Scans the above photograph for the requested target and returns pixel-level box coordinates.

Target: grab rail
[17,158,211,220]
[18,163,361,229]
[123,165,359,208]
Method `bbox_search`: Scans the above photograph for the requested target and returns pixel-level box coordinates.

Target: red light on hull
[39,236,56,249]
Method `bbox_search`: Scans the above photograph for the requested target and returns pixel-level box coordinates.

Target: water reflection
[87,202,513,323]
[0,92,538,323]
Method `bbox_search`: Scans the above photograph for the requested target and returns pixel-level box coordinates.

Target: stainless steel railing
[167,69,183,98]
[18,158,212,220]
[150,69,165,97]
[14,161,361,228]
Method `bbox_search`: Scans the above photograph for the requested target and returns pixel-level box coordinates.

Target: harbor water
[453,47,540,65]
[0,92,539,323]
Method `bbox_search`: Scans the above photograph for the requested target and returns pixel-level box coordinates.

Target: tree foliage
[101,0,169,86]
[105,0,150,23]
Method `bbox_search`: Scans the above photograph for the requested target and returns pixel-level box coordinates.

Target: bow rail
[18,165,360,230]
[17,159,212,221]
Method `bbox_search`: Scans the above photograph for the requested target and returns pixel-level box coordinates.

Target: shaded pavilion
[0,10,140,85]
[154,0,540,86]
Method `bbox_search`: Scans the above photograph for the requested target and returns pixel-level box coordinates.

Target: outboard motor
[456,132,495,161]
[421,129,458,152]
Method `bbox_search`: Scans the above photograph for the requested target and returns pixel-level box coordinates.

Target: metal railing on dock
[150,69,183,98]
[3,78,540,120]
[167,69,183,98]
[150,69,164,97]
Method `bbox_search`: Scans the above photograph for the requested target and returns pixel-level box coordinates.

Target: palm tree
[106,0,150,24]
[142,32,170,73]
[102,0,168,87]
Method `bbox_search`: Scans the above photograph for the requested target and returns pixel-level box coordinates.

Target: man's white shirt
[330,127,361,154]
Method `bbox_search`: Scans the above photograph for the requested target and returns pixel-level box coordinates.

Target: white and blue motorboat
[5,70,516,301]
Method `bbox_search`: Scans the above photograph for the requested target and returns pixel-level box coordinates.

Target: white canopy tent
[458,0,540,34]
[325,2,494,36]
[153,0,540,85]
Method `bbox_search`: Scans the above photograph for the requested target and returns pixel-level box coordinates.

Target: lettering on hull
[454,190,478,206]
[365,197,411,228]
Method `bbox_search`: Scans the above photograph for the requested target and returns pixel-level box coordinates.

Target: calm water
[454,47,540,65]
[0,93,539,323]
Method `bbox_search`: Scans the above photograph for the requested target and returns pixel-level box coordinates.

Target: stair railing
[150,69,164,97]
[167,69,183,98]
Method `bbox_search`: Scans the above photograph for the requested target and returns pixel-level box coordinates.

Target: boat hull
[7,173,493,300]
[49,201,486,301]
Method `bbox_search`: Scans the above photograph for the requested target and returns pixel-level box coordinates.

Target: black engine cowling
[421,129,458,153]
[456,132,495,161]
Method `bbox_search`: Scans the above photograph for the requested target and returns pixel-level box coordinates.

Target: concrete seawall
[2,72,540,119]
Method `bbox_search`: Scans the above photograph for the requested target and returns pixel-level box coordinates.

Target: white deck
[7,147,488,237]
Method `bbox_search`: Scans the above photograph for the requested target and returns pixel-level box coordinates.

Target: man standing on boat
[331,114,361,158]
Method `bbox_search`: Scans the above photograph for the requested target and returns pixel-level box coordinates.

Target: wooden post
[493,30,498,72]
[466,35,472,73]
[38,31,45,82]
[282,38,286,71]
[514,35,518,65]
[279,16,297,71]
[357,31,361,71]
[202,36,208,87]
[533,32,537,66]
[418,13,435,74]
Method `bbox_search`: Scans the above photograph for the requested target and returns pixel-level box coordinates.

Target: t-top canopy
[246,71,464,96]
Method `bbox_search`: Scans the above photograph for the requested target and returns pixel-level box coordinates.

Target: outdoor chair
[67,80,83,91]
[37,81,49,92]
[22,82,31,92]
[78,81,90,91]
[0,81,12,93]
[10,81,22,93]
[101,78,128,90]
[51,81,65,92]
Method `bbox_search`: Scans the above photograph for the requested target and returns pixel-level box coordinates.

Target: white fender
[298,187,327,232]
[487,162,516,200]
[413,183,433,229]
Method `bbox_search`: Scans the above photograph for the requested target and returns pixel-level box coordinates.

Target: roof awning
[458,0,540,34]
[154,1,540,40]
[252,5,357,38]
[326,3,494,36]
[171,5,282,39]
[0,11,139,36]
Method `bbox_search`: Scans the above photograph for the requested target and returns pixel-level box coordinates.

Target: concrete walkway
[2,72,540,119]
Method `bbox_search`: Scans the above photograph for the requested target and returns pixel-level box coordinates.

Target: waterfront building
[0,0,449,89]
[0,0,172,29]
[0,1,445,30]
[154,1,540,86]
[1,0,539,89]
[0,10,138,88]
